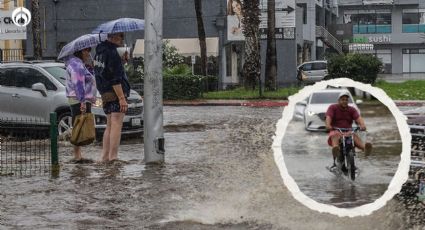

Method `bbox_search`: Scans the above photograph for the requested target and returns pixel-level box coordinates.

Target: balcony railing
[316,26,343,54]
[403,24,425,33]
[353,25,392,34]
[0,49,24,62]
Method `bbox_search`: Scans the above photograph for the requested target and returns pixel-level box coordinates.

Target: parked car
[295,88,361,131]
[297,60,328,84]
[0,61,143,139]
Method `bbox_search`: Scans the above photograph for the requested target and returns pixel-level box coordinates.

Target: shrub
[163,75,204,100]
[202,75,218,91]
[327,53,382,84]
[164,64,192,76]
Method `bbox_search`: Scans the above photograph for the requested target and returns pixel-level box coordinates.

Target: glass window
[14,68,57,90]
[351,11,391,34]
[302,63,313,71]
[43,66,67,86]
[310,92,353,104]
[312,62,327,70]
[0,68,16,87]
[403,10,420,33]
[300,3,307,24]
[403,13,419,24]
[225,45,232,77]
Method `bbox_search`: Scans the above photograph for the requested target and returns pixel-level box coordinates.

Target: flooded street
[0,106,411,229]
[284,104,402,208]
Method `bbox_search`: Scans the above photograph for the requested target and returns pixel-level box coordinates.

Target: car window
[0,68,16,87]
[302,63,313,71]
[43,66,67,86]
[14,68,57,90]
[312,62,327,70]
[310,92,353,104]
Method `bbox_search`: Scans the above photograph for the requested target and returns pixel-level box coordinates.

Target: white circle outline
[272,78,411,217]
[12,7,31,27]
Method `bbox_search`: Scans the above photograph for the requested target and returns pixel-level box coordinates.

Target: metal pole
[144,0,165,163]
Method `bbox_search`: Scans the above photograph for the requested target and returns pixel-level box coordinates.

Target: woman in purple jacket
[65,47,97,163]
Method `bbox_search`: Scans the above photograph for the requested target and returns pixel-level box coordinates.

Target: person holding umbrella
[58,34,102,163]
[92,18,144,163]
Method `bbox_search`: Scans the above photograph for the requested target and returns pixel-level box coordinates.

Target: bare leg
[354,133,372,155]
[108,112,125,161]
[73,146,82,160]
[331,134,341,159]
[100,114,112,162]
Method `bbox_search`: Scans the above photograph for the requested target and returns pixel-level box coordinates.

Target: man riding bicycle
[325,91,372,170]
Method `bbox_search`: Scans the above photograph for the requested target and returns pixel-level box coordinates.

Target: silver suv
[297,60,328,84]
[0,61,143,139]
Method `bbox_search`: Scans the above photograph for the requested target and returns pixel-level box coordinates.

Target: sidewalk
[164,99,425,107]
[378,73,425,83]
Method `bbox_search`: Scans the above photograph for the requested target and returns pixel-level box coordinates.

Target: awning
[133,37,219,58]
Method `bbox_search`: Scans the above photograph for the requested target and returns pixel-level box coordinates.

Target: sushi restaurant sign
[351,35,391,44]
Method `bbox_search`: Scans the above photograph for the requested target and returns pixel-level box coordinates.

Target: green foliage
[203,75,218,91]
[131,40,185,80]
[164,64,192,76]
[128,41,219,99]
[375,80,425,100]
[124,63,142,85]
[203,86,300,100]
[327,53,383,84]
[163,75,204,100]
[162,40,185,68]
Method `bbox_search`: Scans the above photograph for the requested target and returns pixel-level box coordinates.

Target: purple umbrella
[58,33,106,60]
[91,18,145,34]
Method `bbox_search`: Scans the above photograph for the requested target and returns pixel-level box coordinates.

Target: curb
[163,100,288,107]
[394,101,425,107]
[163,100,425,107]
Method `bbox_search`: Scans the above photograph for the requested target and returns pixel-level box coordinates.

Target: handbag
[301,70,307,81]
[70,112,96,146]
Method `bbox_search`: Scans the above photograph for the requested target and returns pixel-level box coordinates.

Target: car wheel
[58,111,72,136]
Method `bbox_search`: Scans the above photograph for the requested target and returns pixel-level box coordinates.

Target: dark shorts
[70,102,92,124]
[103,100,121,115]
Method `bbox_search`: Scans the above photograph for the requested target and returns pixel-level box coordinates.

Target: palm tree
[265,0,277,91]
[31,0,42,60]
[241,0,261,90]
[194,0,207,76]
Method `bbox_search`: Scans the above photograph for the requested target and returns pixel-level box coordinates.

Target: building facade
[0,0,26,61]
[296,0,339,63]
[337,0,425,74]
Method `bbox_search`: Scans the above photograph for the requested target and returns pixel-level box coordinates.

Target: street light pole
[144,0,165,164]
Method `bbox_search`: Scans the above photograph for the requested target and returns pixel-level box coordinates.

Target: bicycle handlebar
[332,127,363,132]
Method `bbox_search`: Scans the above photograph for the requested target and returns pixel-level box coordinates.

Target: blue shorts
[103,100,121,114]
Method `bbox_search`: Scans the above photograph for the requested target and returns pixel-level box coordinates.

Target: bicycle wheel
[346,149,356,181]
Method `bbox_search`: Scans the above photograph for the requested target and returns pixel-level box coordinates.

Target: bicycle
[333,127,363,181]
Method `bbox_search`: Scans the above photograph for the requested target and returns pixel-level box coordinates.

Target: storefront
[403,48,425,73]
[349,32,425,74]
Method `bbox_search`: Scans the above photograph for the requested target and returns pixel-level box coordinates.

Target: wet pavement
[284,103,402,208]
[0,106,417,229]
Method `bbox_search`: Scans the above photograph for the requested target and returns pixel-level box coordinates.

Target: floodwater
[284,104,402,208]
[0,106,409,229]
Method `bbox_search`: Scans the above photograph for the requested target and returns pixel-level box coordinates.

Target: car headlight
[308,111,315,116]
[94,97,103,107]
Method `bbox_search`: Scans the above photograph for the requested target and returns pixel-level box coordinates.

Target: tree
[194,0,207,76]
[31,0,43,60]
[241,0,261,90]
[265,0,277,91]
